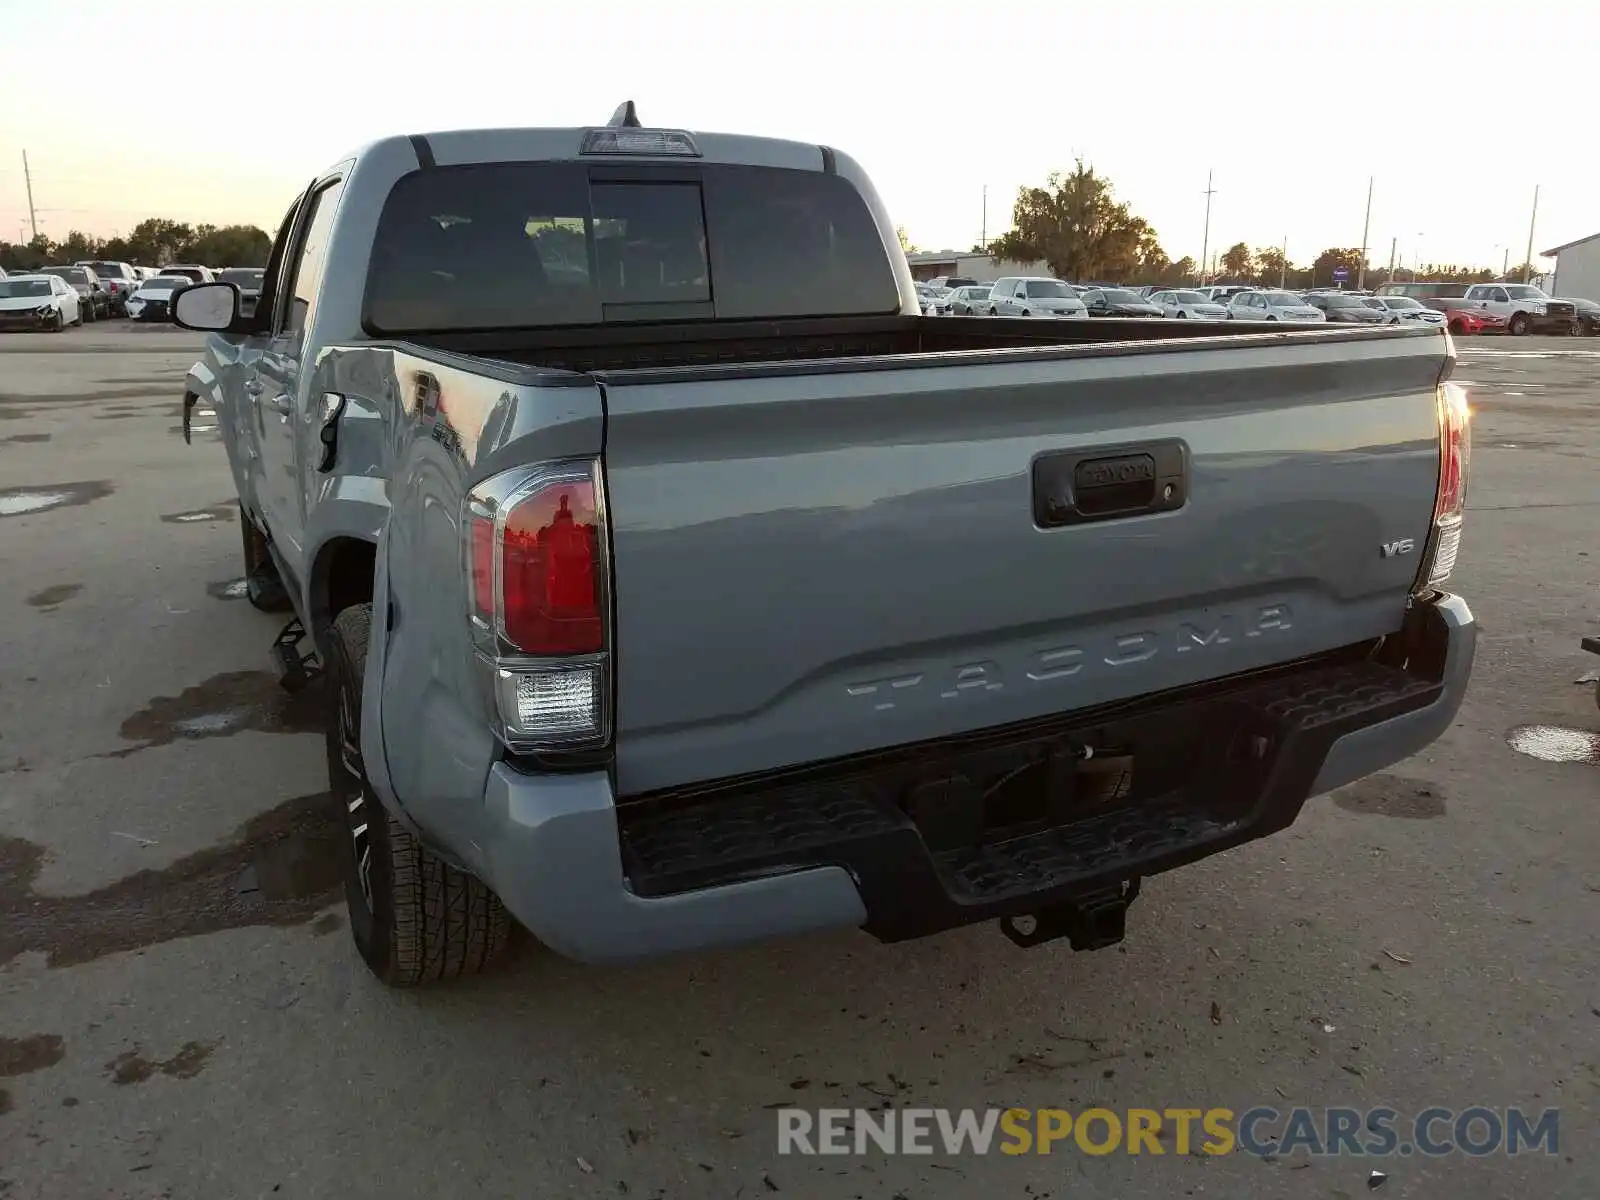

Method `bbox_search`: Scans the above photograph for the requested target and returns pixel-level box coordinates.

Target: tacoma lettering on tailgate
[846,604,1294,712]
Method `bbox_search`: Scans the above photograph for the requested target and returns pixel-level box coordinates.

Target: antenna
[608,101,642,128]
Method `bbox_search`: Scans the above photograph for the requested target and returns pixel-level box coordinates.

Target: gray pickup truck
[174,103,1475,988]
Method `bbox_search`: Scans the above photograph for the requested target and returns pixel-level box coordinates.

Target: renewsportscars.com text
[776,1106,1559,1158]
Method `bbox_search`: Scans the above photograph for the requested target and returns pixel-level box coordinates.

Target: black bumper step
[619,658,1442,942]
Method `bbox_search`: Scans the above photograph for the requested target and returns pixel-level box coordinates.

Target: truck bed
[418,312,1436,376]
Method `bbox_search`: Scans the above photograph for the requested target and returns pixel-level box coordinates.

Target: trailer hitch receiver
[1000,879,1142,952]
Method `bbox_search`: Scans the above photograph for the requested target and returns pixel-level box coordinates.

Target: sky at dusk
[0,0,1589,272]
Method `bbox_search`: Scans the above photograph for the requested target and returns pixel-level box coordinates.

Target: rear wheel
[1508,312,1529,336]
[82,301,96,324]
[1175,311,1187,319]
[325,604,512,987]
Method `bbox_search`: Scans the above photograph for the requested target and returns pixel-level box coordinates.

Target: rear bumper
[475,594,1474,964]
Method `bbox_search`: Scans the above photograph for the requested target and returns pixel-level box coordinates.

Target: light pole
[1200,169,1215,285]
[1357,176,1373,289]
[1279,235,1288,288]
[1523,184,1539,284]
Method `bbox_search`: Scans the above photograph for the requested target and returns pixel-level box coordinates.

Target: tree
[0,217,273,274]
[1162,255,1197,285]
[896,225,919,255]
[1501,262,1539,283]
[1254,246,1288,287]
[987,159,1165,282]
[1218,242,1254,281]
[1308,247,1367,288]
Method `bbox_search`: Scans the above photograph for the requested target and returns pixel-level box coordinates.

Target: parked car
[1198,284,1254,305]
[159,264,216,284]
[0,274,82,332]
[1226,290,1326,323]
[915,283,952,315]
[1456,283,1575,336]
[1440,307,1506,336]
[1362,296,1445,328]
[986,276,1089,317]
[1377,281,1470,309]
[927,275,979,291]
[1082,287,1164,318]
[217,267,266,318]
[124,274,194,322]
[76,260,140,315]
[1147,289,1229,320]
[37,265,108,320]
[1560,297,1600,335]
[174,105,1473,987]
[946,284,994,315]
[1305,292,1388,325]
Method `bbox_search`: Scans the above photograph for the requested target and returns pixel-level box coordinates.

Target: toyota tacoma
[175,103,1475,986]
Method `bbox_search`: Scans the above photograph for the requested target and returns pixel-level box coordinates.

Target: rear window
[364,162,899,333]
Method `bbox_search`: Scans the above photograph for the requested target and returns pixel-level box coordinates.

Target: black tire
[325,604,512,987]
[1508,312,1529,336]
[48,311,65,333]
[237,503,295,612]
[82,301,96,324]
[987,308,998,316]
[1175,311,1187,319]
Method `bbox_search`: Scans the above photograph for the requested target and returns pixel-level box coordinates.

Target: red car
[1442,307,1508,336]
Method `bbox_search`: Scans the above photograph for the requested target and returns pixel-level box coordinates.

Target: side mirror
[172,282,239,332]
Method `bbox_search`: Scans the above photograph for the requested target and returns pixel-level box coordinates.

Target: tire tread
[330,604,511,987]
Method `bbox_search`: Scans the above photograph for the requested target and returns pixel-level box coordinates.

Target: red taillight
[465,460,610,752]
[501,480,603,654]
[1435,381,1470,522]
[1419,381,1470,592]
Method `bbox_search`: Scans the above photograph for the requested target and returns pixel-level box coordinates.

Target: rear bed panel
[599,331,1448,797]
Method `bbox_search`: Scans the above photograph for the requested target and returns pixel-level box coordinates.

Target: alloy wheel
[334,675,375,912]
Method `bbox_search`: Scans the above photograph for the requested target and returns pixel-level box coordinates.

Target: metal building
[1542,231,1600,302]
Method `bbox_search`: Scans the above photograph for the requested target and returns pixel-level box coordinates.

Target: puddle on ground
[26,583,82,609]
[1333,773,1446,819]
[106,1042,215,1086]
[1,433,50,445]
[0,1034,66,1078]
[160,503,236,524]
[0,791,342,969]
[206,578,251,601]
[0,481,113,517]
[105,670,322,758]
[1506,725,1600,764]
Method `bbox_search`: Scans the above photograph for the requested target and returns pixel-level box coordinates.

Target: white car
[0,274,82,332]
[986,277,1090,318]
[1147,289,1230,320]
[916,284,953,316]
[125,275,195,322]
[1225,290,1326,323]
[1362,295,1444,328]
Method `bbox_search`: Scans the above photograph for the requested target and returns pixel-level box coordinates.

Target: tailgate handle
[1034,441,1188,528]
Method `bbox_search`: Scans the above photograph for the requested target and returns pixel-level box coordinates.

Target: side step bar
[271,618,321,694]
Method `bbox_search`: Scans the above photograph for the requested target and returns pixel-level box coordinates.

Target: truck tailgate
[598,330,1449,797]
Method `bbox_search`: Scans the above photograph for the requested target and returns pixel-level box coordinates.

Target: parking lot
[0,327,1596,1199]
